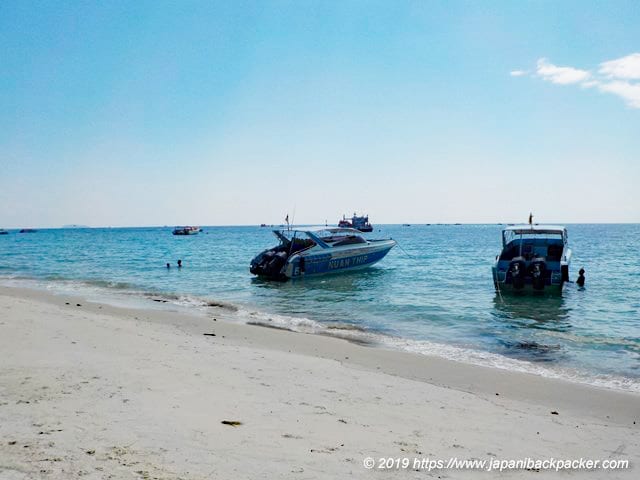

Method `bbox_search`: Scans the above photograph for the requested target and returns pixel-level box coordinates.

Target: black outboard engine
[507,257,527,290]
[266,251,288,278]
[250,248,289,280]
[529,257,547,291]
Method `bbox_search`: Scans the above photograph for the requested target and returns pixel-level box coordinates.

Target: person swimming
[166,262,171,269]
[177,259,182,268]
[577,268,585,287]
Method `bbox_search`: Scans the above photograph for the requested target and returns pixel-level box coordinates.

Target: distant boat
[492,224,572,293]
[0,229,8,235]
[338,213,373,232]
[19,228,37,233]
[172,226,200,236]
[250,227,395,280]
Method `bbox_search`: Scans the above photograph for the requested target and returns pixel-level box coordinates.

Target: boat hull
[492,266,566,294]
[172,227,200,235]
[284,241,395,279]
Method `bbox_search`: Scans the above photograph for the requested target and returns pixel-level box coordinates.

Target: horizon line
[2,221,640,230]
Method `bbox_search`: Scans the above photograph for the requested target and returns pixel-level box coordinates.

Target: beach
[0,285,637,479]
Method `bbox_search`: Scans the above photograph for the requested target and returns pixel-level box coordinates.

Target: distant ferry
[172,226,200,236]
[338,213,373,232]
[19,228,37,233]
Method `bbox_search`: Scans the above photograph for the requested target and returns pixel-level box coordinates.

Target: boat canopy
[273,226,366,249]
[502,225,567,246]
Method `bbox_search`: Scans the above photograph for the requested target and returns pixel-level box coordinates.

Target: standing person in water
[577,268,585,287]
[177,259,182,268]
[166,263,171,269]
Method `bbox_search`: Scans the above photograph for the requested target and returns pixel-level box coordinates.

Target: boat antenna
[290,205,296,230]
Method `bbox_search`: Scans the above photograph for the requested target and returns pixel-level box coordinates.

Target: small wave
[325,323,367,332]
[142,292,181,301]
[247,321,295,332]
[206,300,239,312]
[396,337,640,393]
[80,279,139,291]
[237,308,325,332]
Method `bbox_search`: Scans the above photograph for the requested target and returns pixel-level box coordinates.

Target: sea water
[1,224,638,391]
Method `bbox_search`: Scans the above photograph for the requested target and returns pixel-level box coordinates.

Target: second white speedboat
[492,224,572,292]
[250,227,396,280]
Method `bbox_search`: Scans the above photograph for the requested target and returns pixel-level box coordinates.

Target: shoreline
[1,285,639,421]
[2,275,639,395]
[1,285,638,478]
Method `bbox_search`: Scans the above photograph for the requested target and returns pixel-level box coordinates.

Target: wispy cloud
[511,53,640,109]
[597,80,640,109]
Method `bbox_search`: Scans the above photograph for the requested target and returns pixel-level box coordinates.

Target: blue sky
[1,0,638,227]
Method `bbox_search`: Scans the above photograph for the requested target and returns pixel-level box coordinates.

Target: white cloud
[535,58,591,85]
[511,53,640,109]
[599,53,640,80]
[597,80,640,109]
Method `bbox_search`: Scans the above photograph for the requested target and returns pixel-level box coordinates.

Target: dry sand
[0,286,638,479]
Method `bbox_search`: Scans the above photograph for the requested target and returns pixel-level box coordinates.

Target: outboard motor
[250,250,272,275]
[266,251,288,277]
[529,257,547,291]
[250,248,289,280]
[507,257,527,290]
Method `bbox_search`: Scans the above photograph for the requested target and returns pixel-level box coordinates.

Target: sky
[1,0,638,227]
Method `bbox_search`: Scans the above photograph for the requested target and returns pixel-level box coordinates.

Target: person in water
[177,259,182,268]
[577,268,585,286]
[166,263,171,269]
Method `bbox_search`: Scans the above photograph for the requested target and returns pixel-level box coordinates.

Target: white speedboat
[492,225,572,292]
[250,227,396,280]
[172,226,200,236]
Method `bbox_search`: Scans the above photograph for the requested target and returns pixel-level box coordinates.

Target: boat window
[503,231,564,244]
[332,235,367,246]
[290,238,315,252]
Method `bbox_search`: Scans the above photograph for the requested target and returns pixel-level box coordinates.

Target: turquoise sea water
[1,224,639,391]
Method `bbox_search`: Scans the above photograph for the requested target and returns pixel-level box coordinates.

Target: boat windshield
[274,228,366,248]
[503,230,565,246]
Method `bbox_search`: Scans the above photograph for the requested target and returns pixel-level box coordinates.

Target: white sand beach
[0,286,638,479]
